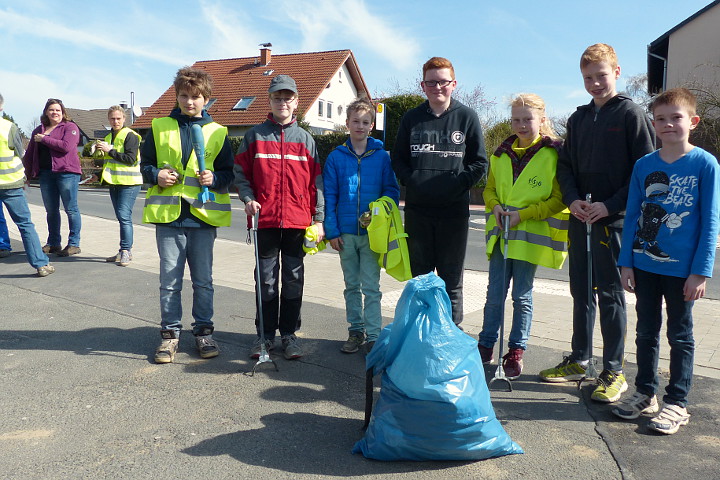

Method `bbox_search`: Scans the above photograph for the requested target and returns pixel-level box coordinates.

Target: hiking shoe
[648,404,690,435]
[0,249,11,258]
[106,251,121,262]
[195,335,219,359]
[42,244,62,254]
[281,334,303,360]
[154,330,179,364]
[119,249,132,267]
[539,356,587,382]
[612,392,660,420]
[341,333,365,353]
[591,370,628,403]
[249,337,274,359]
[502,348,524,380]
[478,344,494,364]
[57,245,81,257]
[36,264,55,277]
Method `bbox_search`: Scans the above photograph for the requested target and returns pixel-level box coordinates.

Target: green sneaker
[539,356,587,382]
[591,370,628,402]
[341,332,365,354]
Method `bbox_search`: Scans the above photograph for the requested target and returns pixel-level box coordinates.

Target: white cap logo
[451,131,465,144]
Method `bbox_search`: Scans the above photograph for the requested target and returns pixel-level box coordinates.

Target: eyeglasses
[271,97,296,104]
[422,80,454,88]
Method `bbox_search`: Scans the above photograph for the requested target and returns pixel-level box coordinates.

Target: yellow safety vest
[0,118,25,186]
[142,117,231,227]
[485,147,569,269]
[368,196,411,281]
[101,127,142,185]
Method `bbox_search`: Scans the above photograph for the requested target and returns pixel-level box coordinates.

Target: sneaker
[195,335,219,359]
[106,251,121,262]
[154,330,179,364]
[57,245,81,257]
[0,249,11,258]
[341,333,365,354]
[36,264,55,277]
[478,344,494,365]
[502,348,524,380]
[249,337,274,359]
[281,334,303,360]
[648,404,690,435]
[645,242,670,261]
[42,244,62,254]
[539,356,587,382]
[119,249,132,267]
[591,370,628,403]
[632,237,645,253]
[612,392,660,420]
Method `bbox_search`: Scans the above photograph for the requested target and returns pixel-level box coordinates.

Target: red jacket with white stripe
[234,114,324,229]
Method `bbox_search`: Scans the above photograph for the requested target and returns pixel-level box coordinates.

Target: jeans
[0,203,10,250]
[109,185,140,250]
[156,225,217,335]
[39,170,81,247]
[633,268,694,408]
[479,246,537,350]
[338,234,382,341]
[568,219,626,371]
[404,210,469,325]
[0,188,50,268]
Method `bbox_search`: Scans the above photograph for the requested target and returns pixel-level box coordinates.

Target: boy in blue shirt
[323,98,399,353]
[613,88,719,434]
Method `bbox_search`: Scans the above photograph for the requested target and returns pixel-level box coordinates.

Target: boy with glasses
[391,57,487,326]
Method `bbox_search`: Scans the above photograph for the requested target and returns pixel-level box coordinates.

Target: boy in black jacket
[539,44,655,403]
[391,56,487,326]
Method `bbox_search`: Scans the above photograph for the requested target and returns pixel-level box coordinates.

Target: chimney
[260,47,271,66]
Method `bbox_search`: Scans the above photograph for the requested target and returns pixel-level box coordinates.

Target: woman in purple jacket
[24,99,82,256]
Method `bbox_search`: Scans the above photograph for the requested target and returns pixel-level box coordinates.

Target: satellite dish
[132,105,143,117]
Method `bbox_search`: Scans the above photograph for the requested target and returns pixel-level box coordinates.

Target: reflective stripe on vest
[101,127,142,185]
[142,118,231,227]
[485,148,569,269]
[368,196,411,282]
[0,118,25,185]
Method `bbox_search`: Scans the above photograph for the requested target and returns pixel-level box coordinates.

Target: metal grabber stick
[578,193,598,387]
[489,210,512,392]
[250,210,278,375]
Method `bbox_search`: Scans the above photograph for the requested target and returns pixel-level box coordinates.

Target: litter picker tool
[249,210,278,375]
[190,123,216,205]
[577,193,598,388]
[489,210,512,392]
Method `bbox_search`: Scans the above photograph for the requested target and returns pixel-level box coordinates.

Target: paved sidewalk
[1,202,719,479]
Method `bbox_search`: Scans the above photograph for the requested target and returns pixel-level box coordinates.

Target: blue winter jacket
[323,136,400,239]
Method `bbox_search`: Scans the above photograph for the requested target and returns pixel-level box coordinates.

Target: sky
[0,0,716,135]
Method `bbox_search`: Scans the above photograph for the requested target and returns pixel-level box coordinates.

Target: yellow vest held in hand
[368,196,411,282]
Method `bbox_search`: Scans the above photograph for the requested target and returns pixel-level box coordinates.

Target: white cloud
[199,0,265,59]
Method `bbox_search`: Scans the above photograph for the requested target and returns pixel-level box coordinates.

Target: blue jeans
[479,246,537,350]
[0,203,10,250]
[633,268,694,408]
[0,188,50,268]
[39,170,81,247]
[338,234,382,341]
[156,225,217,335]
[109,185,140,250]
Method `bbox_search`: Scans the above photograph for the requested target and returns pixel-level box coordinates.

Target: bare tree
[26,117,40,135]
[623,73,652,110]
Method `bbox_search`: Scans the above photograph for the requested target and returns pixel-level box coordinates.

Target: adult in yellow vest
[478,94,569,380]
[95,106,142,266]
[0,92,54,276]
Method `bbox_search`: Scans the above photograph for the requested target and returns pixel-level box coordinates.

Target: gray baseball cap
[268,75,298,94]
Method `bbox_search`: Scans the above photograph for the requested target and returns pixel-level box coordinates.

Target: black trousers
[404,210,469,325]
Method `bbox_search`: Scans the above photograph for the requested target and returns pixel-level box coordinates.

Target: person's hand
[329,237,343,251]
[586,202,609,224]
[314,221,325,241]
[97,141,112,153]
[244,200,261,216]
[620,266,635,294]
[569,199,590,222]
[507,210,521,228]
[33,133,45,143]
[492,204,505,229]
[197,169,214,187]
[684,274,706,301]
[157,168,179,188]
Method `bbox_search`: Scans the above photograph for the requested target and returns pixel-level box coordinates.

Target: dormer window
[232,97,255,111]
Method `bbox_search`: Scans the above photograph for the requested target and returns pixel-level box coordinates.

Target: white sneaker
[612,392,659,420]
[648,404,690,435]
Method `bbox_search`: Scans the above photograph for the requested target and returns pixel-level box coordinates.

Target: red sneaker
[502,348,524,380]
[478,344,494,364]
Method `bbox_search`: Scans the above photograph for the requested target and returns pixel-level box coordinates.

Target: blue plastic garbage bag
[352,272,523,461]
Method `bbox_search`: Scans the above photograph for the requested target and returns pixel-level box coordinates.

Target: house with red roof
[132,47,371,137]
